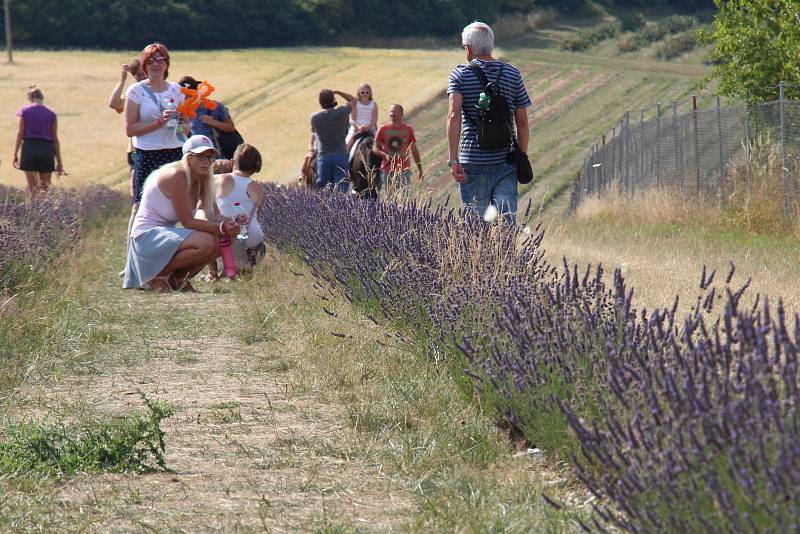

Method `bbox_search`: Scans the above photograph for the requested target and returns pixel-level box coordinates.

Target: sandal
[177,280,198,293]
[148,275,173,293]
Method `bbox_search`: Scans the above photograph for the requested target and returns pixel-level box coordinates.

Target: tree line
[1,0,711,50]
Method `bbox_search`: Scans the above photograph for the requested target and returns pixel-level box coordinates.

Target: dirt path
[4,244,416,532]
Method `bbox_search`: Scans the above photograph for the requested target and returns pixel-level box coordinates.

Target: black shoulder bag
[213,128,245,160]
[466,61,533,185]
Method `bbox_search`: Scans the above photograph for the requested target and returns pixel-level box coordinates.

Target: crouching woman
[123,135,239,292]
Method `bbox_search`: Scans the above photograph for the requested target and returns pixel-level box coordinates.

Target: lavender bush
[258,185,800,532]
[558,271,800,532]
[0,185,124,287]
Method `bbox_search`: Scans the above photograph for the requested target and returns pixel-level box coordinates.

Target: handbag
[213,128,244,160]
[507,138,533,185]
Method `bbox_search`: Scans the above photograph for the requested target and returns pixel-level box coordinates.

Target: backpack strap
[137,81,186,141]
[463,61,488,128]
[468,61,506,94]
[137,81,165,112]
[468,60,491,90]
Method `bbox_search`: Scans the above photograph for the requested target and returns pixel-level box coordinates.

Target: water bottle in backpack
[470,63,512,150]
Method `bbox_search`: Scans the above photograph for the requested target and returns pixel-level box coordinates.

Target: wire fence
[569,82,800,220]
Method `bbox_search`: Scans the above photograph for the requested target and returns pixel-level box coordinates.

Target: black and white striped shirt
[447,59,532,165]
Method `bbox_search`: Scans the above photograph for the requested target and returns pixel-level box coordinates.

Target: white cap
[182,134,219,156]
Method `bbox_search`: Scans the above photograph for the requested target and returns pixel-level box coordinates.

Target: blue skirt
[123,226,195,289]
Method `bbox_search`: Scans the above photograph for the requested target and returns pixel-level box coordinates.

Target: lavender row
[0,185,125,287]
[258,185,799,532]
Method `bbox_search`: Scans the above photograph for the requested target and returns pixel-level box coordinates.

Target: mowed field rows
[0,48,461,188]
[0,44,707,208]
[411,46,709,215]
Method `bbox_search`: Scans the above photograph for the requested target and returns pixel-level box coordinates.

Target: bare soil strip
[3,252,415,531]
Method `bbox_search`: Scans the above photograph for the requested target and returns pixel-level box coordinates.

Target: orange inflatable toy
[177,80,218,119]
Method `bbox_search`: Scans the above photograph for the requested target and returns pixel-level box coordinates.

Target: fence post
[780,81,791,219]
[592,149,600,195]
[692,95,701,194]
[655,103,661,188]
[672,100,681,190]
[612,126,618,192]
[744,104,752,194]
[572,171,580,212]
[639,108,644,193]
[619,120,624,187]
[624,111,631,196]
[716,96,726,207]
[601,134,607,191]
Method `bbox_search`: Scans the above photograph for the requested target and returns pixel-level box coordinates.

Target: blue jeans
[460,162,518,225]
[316,153,350,192]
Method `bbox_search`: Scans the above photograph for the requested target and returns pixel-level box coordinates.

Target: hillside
[0,13,710,197]
[0,48,461,189]
[11,12,794,318]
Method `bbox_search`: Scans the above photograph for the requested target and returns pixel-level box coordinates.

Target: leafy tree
[705,0,800,102]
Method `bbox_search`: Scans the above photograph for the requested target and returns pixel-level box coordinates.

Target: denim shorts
[459,162,518,225]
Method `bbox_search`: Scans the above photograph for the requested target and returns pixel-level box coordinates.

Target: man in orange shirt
[373,104,423,197]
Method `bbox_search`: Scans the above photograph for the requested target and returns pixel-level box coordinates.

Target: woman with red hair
[123,43,190,252]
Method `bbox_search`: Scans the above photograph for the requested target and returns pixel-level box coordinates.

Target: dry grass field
[3,25,793,316]
[0,48,461,188]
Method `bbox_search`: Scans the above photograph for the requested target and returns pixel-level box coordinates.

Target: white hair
[462,22,494,55]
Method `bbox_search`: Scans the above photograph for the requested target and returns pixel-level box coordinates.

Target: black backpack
[468,61,513,150]
[214,128,245,160]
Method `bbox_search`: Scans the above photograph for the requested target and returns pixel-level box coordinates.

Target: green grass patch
[655,31,699,60]
[561,20,621,52]
[571,216,800,252]
[0,393,172,477]
[618,15,698,53]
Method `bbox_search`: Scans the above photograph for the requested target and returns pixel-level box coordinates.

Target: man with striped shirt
[447,21,531,225]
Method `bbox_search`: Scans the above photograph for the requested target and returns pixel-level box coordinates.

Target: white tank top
[131,176,181,237]
[216,172,264,247]
[354,100,375,127]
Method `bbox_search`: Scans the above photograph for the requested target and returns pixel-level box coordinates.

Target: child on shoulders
[345,82,378,153]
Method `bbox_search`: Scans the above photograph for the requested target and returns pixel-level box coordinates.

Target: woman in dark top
[12,85,64,201]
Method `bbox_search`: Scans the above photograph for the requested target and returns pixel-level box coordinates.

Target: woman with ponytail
[12,85,64,200]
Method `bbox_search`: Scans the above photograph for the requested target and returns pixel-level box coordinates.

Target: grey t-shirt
[310,103,352,156]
